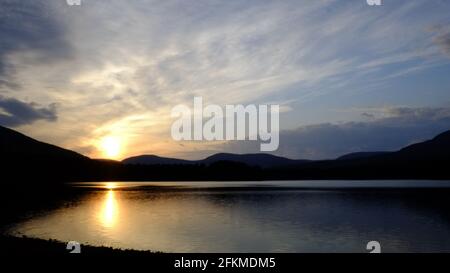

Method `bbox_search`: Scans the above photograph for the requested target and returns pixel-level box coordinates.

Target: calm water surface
[8,180,450,253]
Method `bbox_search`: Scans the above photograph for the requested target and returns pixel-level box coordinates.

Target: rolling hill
[122,152,309,168]
[0,125,88,161]
[0,125,118,183]
[1,125,450,181]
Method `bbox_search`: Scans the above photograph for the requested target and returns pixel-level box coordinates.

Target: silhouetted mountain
[0,125,87,161]
[273,130,450,180]
[337,152,391,160]
[123,152,308,168]
[0,125,120,183]
[395,130,450,160]
[1,125,450,182]
[200,153,308,168]
[123,155,194,165]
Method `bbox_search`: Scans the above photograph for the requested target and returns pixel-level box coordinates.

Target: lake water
[7,180,450,253]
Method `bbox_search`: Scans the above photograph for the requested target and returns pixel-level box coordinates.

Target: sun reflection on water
[104,182,118,190]
[100,189,119,228]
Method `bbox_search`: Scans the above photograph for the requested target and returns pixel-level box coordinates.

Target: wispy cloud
[206,106,450,160]
[434,30,450,57]
[0,0,449,158]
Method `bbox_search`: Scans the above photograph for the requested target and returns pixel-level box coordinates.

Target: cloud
[0,96,57,127]
[206,106,450,160]
[434,30,450,57]
[361,112,375,119]
[0,1,450,158]
[0,0,71,88]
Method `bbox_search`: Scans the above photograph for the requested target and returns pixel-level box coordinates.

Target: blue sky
[0,0,450,159]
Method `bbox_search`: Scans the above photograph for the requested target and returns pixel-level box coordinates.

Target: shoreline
[0,235,159,255]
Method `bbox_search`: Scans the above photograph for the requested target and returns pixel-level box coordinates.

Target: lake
[7,180,450,253]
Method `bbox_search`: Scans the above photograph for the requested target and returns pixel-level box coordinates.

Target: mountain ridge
[1,125,450,181]
[0,125,88,160]
[122,152,310,168]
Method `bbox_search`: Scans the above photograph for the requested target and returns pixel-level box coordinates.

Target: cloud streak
[434,30,450,57]
[0,0,71,88]
[0,0,449,158]
[0,96,57,127]
[206,106,450,160]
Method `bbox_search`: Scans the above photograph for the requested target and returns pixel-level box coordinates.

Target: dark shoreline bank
[0,235,158,255]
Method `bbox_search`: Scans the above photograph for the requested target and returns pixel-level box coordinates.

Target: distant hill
[337,152,391,160]
[281,130,450,180]
[123,155,194,165]
[1,125,450,181]
[395,130,450,160]
[123,152,309,168]
[201,153,308,168]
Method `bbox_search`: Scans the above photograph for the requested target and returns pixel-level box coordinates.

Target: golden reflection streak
[105,182,118,190]
[99,189,119,228]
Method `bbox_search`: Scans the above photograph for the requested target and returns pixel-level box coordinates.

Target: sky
[1,0,450,160]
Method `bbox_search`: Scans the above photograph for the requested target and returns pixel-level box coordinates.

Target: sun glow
[100,136,122,159]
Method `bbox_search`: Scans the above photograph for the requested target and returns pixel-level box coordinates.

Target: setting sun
[100,136,122,159]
